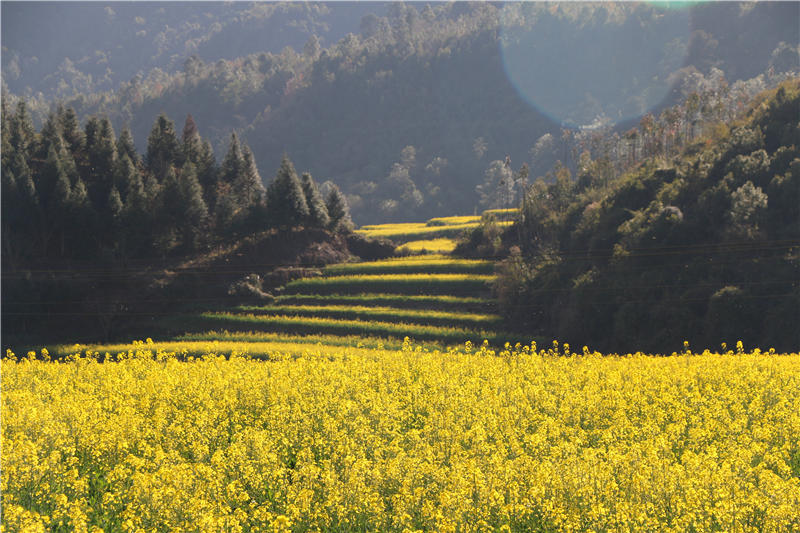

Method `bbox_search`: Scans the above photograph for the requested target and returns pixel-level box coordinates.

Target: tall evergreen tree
[266,154,310,229]
[84,116,117,211]
[145,113,181,181]
[177,162,209,250]
[58,105,85,158]
[39,111,63,157]
[197,139,219,210]
[220,132,245,187]
[300,172,330,228]
[237,144,266,208]
[9,101,36,159]
[114,153,143,204]
[325,183,354,232]
[116,127,139,166]
[182,114,202,165]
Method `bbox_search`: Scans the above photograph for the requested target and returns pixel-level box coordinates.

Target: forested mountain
[2,2,382,99]
[3,2,799,225]
[479,80,800,353]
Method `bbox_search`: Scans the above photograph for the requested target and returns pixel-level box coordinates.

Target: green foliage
[266,155,310,229]
[300,172,330,229]
[324,182,353,233]
[145,113,180,180]
[490,81,800,352]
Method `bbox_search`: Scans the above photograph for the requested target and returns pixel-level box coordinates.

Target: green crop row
[396,238,457,254]
[174,330,443,351]
[355,223,476,242]
[425,215,481,227]
[234,304,502,329]
[323,257,494,276]
[283,273,495,295]
[274,293,495,312]
[194,312,509,344]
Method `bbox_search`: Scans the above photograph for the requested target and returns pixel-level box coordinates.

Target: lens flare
[499,3,691,127]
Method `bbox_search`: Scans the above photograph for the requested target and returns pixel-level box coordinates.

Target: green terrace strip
[283,273,495,295]
[355,223,478,241]
[48,340,394,361]
[274,293,495,312]
[482,208,520,221]
[174,331,444,351]
[425,215,481,226]
[356,221,515,242]
[323,256,495,275]
[233,304,503,329]
[396,238,457,254]
[193,312,512,345]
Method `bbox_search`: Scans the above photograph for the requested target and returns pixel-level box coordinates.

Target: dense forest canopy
[3,1,798,224]
[466,80,799,353]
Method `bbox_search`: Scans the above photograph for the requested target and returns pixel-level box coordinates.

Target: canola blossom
[396,238,458,254]
[3,341,800,532]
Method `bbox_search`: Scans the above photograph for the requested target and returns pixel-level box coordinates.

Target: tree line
[1,102,352,270]
[461,80,800,352]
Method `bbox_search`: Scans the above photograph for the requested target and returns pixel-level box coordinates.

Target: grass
[323,256,494,276]
[274,293,495,312]
[282,273,495,295]
[233,304,503,329]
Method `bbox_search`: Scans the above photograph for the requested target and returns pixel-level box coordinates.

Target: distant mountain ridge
[3,2,798,223]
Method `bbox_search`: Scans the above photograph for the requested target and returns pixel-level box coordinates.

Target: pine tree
[117,127,139,165]
[300,172,330,228]
[177,162,208,250]
[182,114,202,165]
[58,105,85,157]
[220,132,245,187]
[325,183,354,232]
[145,113,181,181]
[84,116,117,210]
[39,111,63,157]
[39,144,67,210]
[114,153,143,204]
[237,144,265,207]
[266,154,310,229]
[197,139,219,211]
[9,101,36,159]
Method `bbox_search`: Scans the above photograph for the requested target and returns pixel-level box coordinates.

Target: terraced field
[357,209,517,253]
[163,252,509,351]
[54,211,518,356]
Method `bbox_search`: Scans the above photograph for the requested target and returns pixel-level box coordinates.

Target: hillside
[485,80,800,352]
[4,2,798,223]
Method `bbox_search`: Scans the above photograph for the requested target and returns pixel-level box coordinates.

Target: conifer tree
[266,154,310,229]
[39,144,68,210]
[116,127,139,165]
[300,172,330,228]
[58,105,85,156]
[197,139,219,210]
[182,114,202,165]
[114,154,143,204]
[146,113,181,180]
[177,162,208,250]
[39,111,63,157]
[84,116,117,210]
[106,186,125,249]
[9,101,36,159]
[220,132,245,187]
[238,144,266,207]
[325,183,354,232]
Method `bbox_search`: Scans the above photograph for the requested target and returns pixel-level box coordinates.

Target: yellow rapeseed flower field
[3,341,800,532]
